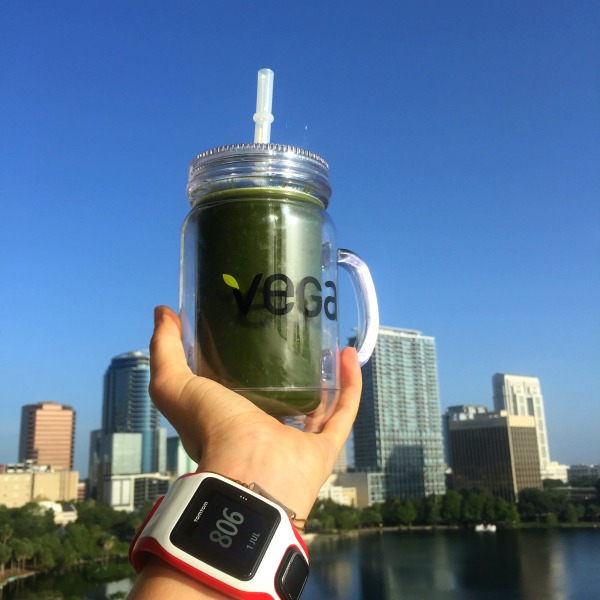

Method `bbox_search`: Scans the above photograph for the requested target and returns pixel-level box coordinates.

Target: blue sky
[1,1,598,475]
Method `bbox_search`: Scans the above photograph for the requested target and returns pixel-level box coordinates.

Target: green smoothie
[190,190,331,415]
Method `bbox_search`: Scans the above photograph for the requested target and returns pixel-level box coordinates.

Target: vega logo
[223,273,337,320]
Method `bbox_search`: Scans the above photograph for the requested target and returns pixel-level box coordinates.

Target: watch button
[275,548,309,600]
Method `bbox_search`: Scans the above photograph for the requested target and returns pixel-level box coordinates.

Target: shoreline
[0,569,36,590]
[301,521,600,543]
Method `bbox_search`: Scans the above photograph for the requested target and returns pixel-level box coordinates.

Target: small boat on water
[475,523,497,532]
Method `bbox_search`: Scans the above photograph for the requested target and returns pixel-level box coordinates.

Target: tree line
[1,480,599,581]
[307,482,600,532]
[0,500,153,582]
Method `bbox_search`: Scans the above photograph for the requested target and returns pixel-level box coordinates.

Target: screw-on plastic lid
[186,143,332,208]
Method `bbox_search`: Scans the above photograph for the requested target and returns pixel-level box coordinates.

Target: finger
[319,346,362,451]
[150,305,187,374]
[148,306,263,444]
[148,306,195,408]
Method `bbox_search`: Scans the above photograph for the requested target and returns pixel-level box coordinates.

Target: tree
[10,538,35,571]
[0,542,11,578]
[337,508,360,531]
[35,533,64,571]
[10,503,55,539]
[423,496,440,526]
[518,489,554,522]
[440,491,462,524]
[585,504,600,523]
[99,535,116,566]
[481,494,496,523]
[462,492,485,523]
[397,500,418,526]
[543,479,566,489]
[560,503,579,524]
[65,523,96,562]
[381,499,405,526]
[493,497,519,524]
[359,507,382,528]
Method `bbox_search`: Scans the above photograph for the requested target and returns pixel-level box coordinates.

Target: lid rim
[189,143,329,170]
[187,143,331,208]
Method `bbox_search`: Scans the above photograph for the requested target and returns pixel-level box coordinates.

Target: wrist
[198,447,320,525]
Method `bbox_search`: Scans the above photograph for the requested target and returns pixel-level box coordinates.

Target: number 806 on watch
[170,477,282,581]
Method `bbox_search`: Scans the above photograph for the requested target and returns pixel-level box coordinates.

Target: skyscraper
[19,401,75,470]
[353,327,446,501]
[101,351,162,473]
[89,351,166,503]
[448,410,542,502]
[492,374,550,476]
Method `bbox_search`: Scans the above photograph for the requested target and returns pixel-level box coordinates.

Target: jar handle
[338,248,379,366]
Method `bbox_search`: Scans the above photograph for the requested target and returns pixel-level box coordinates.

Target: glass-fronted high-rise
[353,327,446,501]
[101,351,160,473]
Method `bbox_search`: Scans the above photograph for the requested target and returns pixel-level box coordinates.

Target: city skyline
[1,2,598,473]
[1,331,597,478]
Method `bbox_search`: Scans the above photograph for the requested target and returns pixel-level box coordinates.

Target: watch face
[170,476,281,581]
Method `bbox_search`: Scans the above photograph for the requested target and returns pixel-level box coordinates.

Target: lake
[304,528,600,600]
[2,528,599,599]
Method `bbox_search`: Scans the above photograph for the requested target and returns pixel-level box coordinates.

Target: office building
[88,351,166,503]
[317,474,357,507]
[103,472,170,511]
[166,436,197,478]
[443,404,488,464]
[102,351,164,473]
[353,327,446,502]
[448,410,542,502]
[19,401,75,470]
[0,463,78,509]
[568,464,600,483]
[492,373,551,476]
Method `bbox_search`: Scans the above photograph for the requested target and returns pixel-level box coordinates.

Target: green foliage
[561,503,579,524]
[543,478,566,489]
[0,500,151,577]
[462,493,485,523]
[569,476,599,488]
[381,499,418,526]
[440,490,462,523]
[359,507,382,527]
[305,486,595,533]
[585,504,600,522]
[337,507,360,531]
[518,488,554,521]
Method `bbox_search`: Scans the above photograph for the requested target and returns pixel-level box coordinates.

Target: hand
[128,305,362,599]
[148,305,362,522]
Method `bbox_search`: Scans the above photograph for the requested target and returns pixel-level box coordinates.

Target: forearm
[128,556,230,599]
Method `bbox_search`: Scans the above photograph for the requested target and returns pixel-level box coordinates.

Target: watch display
[170,476,281,580]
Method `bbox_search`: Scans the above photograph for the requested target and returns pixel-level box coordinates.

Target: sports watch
[129,472,309,600]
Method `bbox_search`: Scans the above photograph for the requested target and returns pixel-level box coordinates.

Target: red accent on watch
[134,536,275,600]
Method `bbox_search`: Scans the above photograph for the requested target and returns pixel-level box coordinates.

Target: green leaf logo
[222,274,239,290]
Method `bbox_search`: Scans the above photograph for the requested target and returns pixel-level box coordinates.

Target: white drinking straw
[253,68,275,143]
